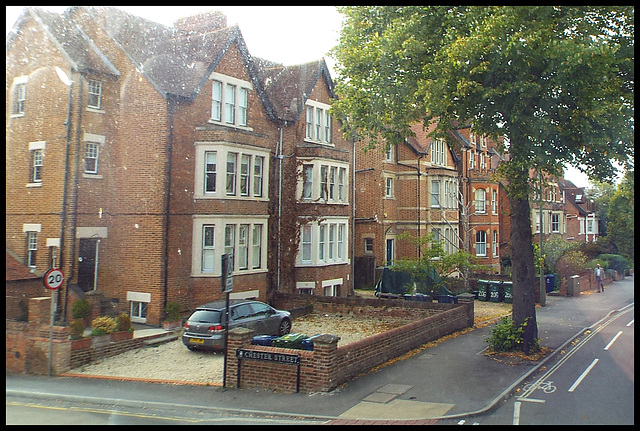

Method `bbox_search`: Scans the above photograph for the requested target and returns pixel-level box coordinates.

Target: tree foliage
[391,232,488,294]
[332,6,634,353]
[606,169,634,261]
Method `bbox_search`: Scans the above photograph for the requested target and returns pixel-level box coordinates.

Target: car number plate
[190,338,204,344]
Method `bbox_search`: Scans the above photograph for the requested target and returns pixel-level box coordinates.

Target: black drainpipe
[162,96,176,319]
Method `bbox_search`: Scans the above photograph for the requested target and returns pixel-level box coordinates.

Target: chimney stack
[174,10,227,33]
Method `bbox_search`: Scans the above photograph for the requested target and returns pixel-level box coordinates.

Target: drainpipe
[162,97,176,316]
[62,72,83,322]
[277,125,284,292]
[59,68,74,321]
[396,151,425,258]
[93,238,101,290]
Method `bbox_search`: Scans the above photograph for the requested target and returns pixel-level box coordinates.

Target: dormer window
[305,100,332,144]
[210,72,252,128]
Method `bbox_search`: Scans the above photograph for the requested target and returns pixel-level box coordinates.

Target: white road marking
[625,319,633,327]
[516,397,546,403]
[512,401,521,425]
[568,358,599,392]
[604,331,623,350]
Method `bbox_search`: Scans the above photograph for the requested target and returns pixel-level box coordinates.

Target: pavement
[6,276,634,425]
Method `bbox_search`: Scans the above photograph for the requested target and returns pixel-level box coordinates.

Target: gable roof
[255,58,335,123]
[7,6,334,125]
[7,7,120,77]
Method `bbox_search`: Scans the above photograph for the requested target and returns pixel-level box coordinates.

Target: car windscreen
[188,310,222,324]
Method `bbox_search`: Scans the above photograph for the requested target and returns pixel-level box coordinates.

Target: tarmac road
[6,276,634,425]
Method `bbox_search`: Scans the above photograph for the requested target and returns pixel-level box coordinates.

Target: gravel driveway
[67,301,512,384]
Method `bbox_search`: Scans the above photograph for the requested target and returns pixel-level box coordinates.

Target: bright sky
[5,6,610,189]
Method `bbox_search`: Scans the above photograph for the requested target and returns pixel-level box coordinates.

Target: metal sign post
[221,254,233,388]
[44,268,64,377]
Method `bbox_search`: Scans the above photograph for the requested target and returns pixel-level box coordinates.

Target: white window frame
[297,218,349,267]
[475,230,487,257]
[475,188,486,214]
[552,213,560,233]
[297,159,349,204]
[27,231,38,267]
[493,230,498,257]
[209,72,253,129]
[192,215,268,277]
[194,143,270,200]
[87,79,103,110]
[301,224,312,263]
[12,78,27,116]
[431,139,446,166]
[431,180,440,207]
[492,189,497,214]
[304,100,333,145]
[469,151,475,170]
[385,176,394,198]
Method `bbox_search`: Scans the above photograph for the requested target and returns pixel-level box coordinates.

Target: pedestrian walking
[595,264,605,292]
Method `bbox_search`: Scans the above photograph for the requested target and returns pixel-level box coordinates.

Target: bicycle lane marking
[518,306,631,401]
[567,358,599,392]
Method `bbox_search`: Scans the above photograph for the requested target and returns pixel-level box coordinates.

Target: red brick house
[353,122,460,286]
[558,179,599,243]
[451,126,503,274]
[6,7,351,325]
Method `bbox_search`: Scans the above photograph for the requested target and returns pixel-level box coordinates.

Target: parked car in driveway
[182,299,292,351]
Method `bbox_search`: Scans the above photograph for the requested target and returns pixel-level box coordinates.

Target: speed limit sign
[44,268,64,290]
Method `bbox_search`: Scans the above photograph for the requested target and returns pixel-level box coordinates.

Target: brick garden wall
[226,293,474,393]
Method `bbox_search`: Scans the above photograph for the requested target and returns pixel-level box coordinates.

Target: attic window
[209,72,252,128]
[305,100,332,145]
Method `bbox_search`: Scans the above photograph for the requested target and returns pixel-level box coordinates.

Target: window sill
[26,182,42,188]
[303,139,334,147]
[194,194,269,201]
[86,107,105,114]
[10,113,25,118]
[83,173,104,179]
[191,268,267,278]
[207,119,253,132]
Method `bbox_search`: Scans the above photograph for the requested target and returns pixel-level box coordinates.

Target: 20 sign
[44,268,64,290]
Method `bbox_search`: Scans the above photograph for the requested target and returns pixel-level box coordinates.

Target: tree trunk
[509,185,538,354]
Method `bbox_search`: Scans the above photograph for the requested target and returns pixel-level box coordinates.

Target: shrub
[71,299,91,320]
[485,316,539,353]
[164,301,182,322]
[115,313,133,333]
[69,319,85,340]
[91,316,117,336]
[598,254,628,277]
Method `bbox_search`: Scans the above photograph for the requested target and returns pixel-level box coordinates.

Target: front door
[78,238,98,291]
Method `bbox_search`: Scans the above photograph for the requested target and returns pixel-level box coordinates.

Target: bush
[115,313,133,333]
[91,316,117,336]
[71,299,91,320]
[485,316,539,353]
[69,319,85,340]
[164,301,182,322]
[598,254,628,277]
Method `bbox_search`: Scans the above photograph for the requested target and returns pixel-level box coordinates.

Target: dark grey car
[182,299,292,351]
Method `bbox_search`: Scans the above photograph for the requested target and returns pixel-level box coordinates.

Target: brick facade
[7,7,352,326]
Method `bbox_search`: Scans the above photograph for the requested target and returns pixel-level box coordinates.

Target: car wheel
[278,318,292,336]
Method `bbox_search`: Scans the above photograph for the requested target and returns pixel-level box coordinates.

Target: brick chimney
[174,10,227,33]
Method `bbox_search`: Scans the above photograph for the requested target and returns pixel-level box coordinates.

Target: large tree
[332,6,634,353]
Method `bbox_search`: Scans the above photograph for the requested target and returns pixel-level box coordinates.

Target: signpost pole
[43,267,64,377]
[48,288,56,377]
[221,253,233,389]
